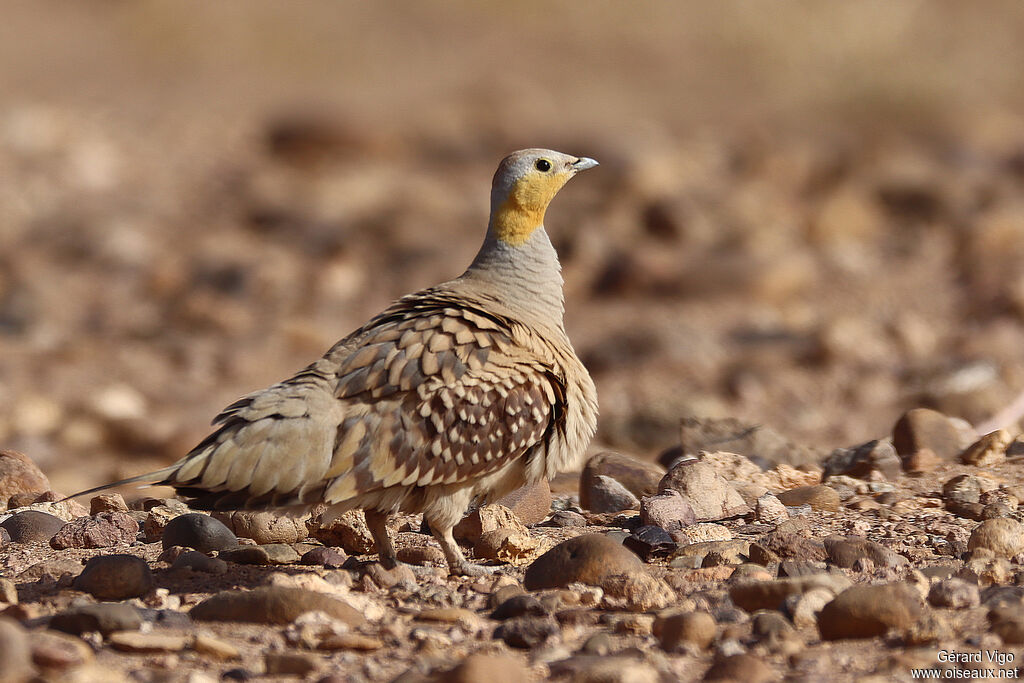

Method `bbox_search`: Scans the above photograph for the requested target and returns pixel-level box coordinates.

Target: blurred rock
[658,460,748,521]
[50,603,143,636]
[494,479,552,525]
[703,653,776,683]
[0,618,33,683]
[968,518,1024,558]
[583,475,640,513]
[73,554,154,600]
[309,509,375,554]
[818,583,924,640]
[0,449,49,501]
[822,439,901,480]
[960,429,1011,467]
[678,416,821,468]
[776,485,840,512]
[579,452,662,510]
[1,510,65,543]
[655,610,716,651]
[524,534,644,590]
[823,536,907,569]
[892,408,962,462]
[190,587,363,625]
[213,510,307,545]
[453,504,527,542]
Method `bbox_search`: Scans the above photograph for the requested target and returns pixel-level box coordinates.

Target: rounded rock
[776,485,840,512]
[0,449,50,501]
[968,518,1024,558]
[50,603,143,635]
[0,617,33,683]
[892,408,961,461]
[704,653,776,683]
[579,452,663,510]
[640,490,696,532]
[817,582,923,640]
[583,475,640,513]
[447,653,531,683]
[1,510,66,543]
[658,460,748,521]
[524,533,644,591]
[162,513,238,553]
[494,479,552,526]
[655,611,716,651]
[189,586,364,626]
[927,578,980,609]
[73,554,154,600]
[212,510,308,545]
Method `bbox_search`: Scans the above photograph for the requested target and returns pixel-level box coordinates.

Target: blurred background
[3,1,1024,494]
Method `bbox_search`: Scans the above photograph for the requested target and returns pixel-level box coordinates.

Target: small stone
[704,653,776,683]
[524,534,644,590]
[395,545,445,566]
[300,546,348,568]
[658,460,748,521]
[640,491,696,531]
[903,611,953,646]
[752,610,797,643]
[730,574,851,612]
[50,603,143,635]
[193,633,240,660]
[679,417,821,468]
[754,493,789,524]
[927,578,980,609]
[50,511,138,549]
[190,587,364,625]
[453,504,528,542]
[492,594,548,620]
[579,452,663,510]
[823,536,907,569]
[903,447,942,473]
[108,631,190,653]
[494,615,558,648]
[212,510,308,545]
[162,513,238,553]
[623,525,676,561]
[817,582,924,640]
[755,530,827,562]
[89,493,128,514]
[892,408,962,462]
[316,633,383,652]
[446,653,531,683]
[671,523,732,545]
[0,618,34,683]
[960,429,1012,467]
[600,572,675,611]
[822,439,902,481]
[0,449,50,500]
[549,655,659,683]
[219,546,273,565]
[308,509,374,554]
[494,479,552,526]
[29,629,93,672]
[73,554,154,600]
[474,529,538,562]
[544,511,586,528]
[171,550,229,575]
[142,500,191,542]
[1,510,66,543]
[776,485,840,512]
[655,611,716,651]
[968,518,1024,558]
[364,562,416,589]
[583,475,640,513]
[261,543,301,564]
[786,588,834,628]
[264,652,320,676]
[988,603,1024,644]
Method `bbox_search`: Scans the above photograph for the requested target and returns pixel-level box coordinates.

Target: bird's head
[489,148,598,246]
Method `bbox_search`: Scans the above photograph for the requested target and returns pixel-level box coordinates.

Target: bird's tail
[61,465,181,502]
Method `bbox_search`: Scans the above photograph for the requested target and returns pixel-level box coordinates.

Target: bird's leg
[428,522,498,577]
[363,509,398,569]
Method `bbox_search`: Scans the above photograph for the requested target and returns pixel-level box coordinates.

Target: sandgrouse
[76,149,599,576]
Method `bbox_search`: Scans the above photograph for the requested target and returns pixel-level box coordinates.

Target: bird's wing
[161,296,566,509]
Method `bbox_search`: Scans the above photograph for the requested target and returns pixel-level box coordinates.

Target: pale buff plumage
[76,149,599,575]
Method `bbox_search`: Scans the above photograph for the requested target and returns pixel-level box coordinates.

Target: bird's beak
[571,157,599,173]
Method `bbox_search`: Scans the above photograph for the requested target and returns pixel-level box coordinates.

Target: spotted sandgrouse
[76,149,599,576]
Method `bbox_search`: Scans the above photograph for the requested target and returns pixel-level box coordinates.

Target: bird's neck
[462,225,566,327]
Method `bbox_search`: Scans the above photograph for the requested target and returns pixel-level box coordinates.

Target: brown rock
[730,574,851,612]
[445,653,531,683]
[704,653,776,683]
[640,491,696,532]
[317,633,383,652]
[678,416,821,467]
[190,586,364,626]
[0,449,50,501]
[524,533,644,590]
[776,485,840,512]
[927,579,979,609]
[50,603,143,635]
[29,629,93,672]
[453,504,527,542]
[1,510,66,543]
[580,452,663,509]
[989,603,1024,644]
[754,494,788,524]
[213,510,308,544]
[474,529,538,562]
[494,615,559,649]
[300,546,348,568]
[960,429,1011,467]
[308,509,375,554]
[659,460,748,521]
[264,652,321,676]
[903,448,942,473]
[968,518,1024,558]
[494,479,552,526]
[822,439,901,480]
[754,531,827,562]
[655,611,716,651]
[601,572,675,611]
[108,631,190,653]
[142,500,191,542]
[395,545,444,567]
[89,493,127,514]
[818,583,924,640]
[892,408,962,462]
[823,536,907,569]
[582,475,640,513]
[73,554,154,600]
[0,617,33,683]
[193,634,240,660]
[50,511,138,549]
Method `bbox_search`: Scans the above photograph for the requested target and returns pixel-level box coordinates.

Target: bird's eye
[535,159,551,172]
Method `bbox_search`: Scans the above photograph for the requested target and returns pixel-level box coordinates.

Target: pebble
[50,603,143,635]
[220,543,299,565]
[892,408,962,462]
[0,449,50,500]
[108,631,190,653]
[785,587,834,628]
[752,610,797,644]
[316,633,383,652]
[193,633,240,660]
[658,460,748,521]
[545,511,586,528]
[1,510,66,543]
[623,525,676,561]
[960,429,1011,466]
[89,492,128,514]
[672,523,732,545]
[212,510,308,544]
[50,511,139,549]
[548,655,660,683]
[492,594,549,620]
[300,546,348,568]
[264,652,320,676]
[142,500,191,541]
[308,509,374,553]
[579,452,663,510]
[751,531,826,563]
[493,615,559,648]
[730,574,851,612]
[73,554,154,600]
[822,439,902,480]
[655,610,716,651]
[639,491,695,531]
[823,536,907,569]
[817,582,924,640]
[494,479,552,525]
[162,513,238,553]
[452,504,527,541]
[968,518,1024,557]
[583,475,641,513]
[395,545,445,566]
[29,629,93,672]
[703,653,776,683]
[474,528,538,561]
[776,485,840,512]
[445,653,531,683]
[524,533,644,590]
[754,493,789,524]
[988,603,1024,644]
[927,578,980,608]
[0,617,34,683]
[600,572,675,611]
[171,550,229,575]
[190,587,364,625]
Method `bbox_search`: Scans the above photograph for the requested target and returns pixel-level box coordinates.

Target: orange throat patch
[491,173,568,246]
